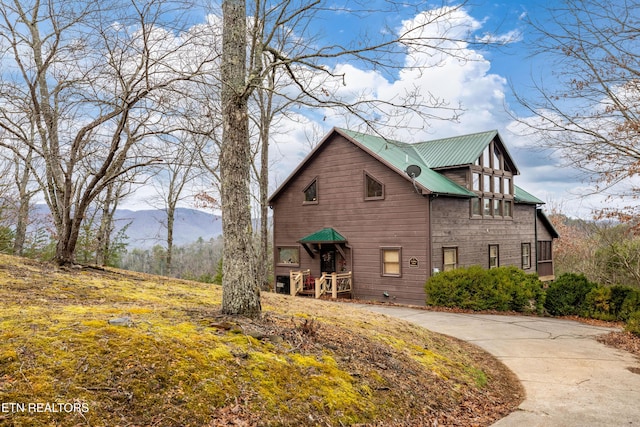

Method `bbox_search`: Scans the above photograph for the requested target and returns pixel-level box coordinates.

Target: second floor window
[365,173,384,200]
[304,179,317,203]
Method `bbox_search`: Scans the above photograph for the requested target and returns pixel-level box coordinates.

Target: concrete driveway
[353,304,640,426]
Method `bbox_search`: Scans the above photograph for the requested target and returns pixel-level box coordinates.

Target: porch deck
[290,269,352,299]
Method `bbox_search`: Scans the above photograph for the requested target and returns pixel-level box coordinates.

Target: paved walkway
[353,304,640,426]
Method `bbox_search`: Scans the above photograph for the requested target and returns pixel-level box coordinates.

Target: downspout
[534,206,539,274]
[428,194,434,278]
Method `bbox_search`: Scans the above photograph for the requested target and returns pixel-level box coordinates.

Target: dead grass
[597,331,640,359]
[0,254,522,426]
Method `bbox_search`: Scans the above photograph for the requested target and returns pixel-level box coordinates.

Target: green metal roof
[412,130,498,168]
[269,127,542,204]
[514,186,545,204]
[338,128,476,197]
[299,227,347,243]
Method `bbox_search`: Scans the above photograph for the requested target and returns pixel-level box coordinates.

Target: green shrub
[584,286,614,321]
[425,266,544,313]
[625,311,640,337]
[544,273,598,316]
[620,289,640,321]
[609,285,634,320]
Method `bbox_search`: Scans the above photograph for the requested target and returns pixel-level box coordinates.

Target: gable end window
[381,247,401,277]
[364,172,384,200]
[303,179,318,204]
[470,140,514,220]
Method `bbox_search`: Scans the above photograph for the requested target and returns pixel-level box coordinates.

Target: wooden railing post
[331,272,337,299]
[315,276,320,299]
[290,271,295,296]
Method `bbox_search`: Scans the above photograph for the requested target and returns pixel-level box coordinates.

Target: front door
[320,247,336,273]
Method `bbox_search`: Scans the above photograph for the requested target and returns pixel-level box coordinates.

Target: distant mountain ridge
[114,208,222,249]
[30,205,222,249]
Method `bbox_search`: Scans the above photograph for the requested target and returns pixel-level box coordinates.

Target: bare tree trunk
[220,0,261,317]
[96,183,116,266]
[13,150,35,256]
[258,120,269,289]
[255,69,274,290]
[166,202,175,276]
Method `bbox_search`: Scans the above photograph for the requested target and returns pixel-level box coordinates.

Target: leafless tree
[147,132,207,275]
[94,177,136,266]
[218,0,503,316]
[513,0,640,222]
[0,0,218,265]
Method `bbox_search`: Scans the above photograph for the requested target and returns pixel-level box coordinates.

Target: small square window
[381,247,401,277]
[277,247,300,266]
[303,179,317,203]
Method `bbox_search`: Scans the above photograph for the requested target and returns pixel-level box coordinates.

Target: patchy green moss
[0,254,521,426]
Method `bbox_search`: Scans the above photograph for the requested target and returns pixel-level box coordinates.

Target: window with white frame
[489,244,499,269]
[521,243,531,269]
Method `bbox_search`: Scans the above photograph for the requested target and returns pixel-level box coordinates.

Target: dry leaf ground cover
[0,254,522,426]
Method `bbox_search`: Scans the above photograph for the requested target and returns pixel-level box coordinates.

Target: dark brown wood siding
[536,214,556,279]
[439,168,469,189]
[536,216,555,241]
[271,134,431,305]
[431,197,537,272]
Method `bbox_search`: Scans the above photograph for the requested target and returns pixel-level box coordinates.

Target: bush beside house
[425,268,640,336]
[425,266,545,314]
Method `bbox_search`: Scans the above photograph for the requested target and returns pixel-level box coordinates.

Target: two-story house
[268,127,558,305]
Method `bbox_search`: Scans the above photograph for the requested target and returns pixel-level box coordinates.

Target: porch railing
[289,269,311,296]
[289,270,352,299]
[315,271,352,299]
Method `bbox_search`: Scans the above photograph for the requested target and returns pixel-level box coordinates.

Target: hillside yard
[0,254,522,426]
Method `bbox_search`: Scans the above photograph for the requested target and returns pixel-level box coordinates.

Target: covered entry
[290,227,353,298]
[299,227,350,274]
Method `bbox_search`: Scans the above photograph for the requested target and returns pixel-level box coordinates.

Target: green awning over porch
[298,227,347,243]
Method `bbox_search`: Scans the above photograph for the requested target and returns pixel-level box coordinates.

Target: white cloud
[268,5,596,218]
[112,4,597,220]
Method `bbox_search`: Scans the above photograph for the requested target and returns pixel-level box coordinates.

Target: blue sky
[262,1,600,217]
[118,1,601,218]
